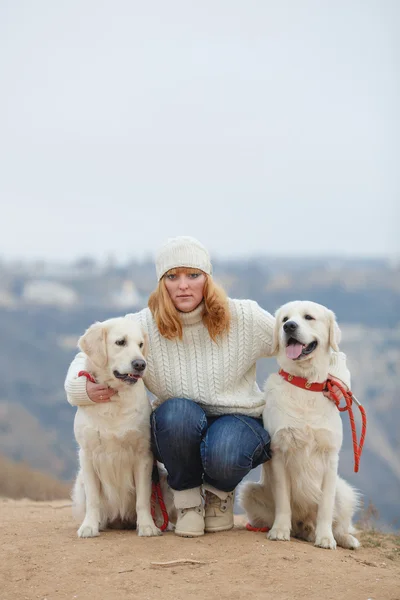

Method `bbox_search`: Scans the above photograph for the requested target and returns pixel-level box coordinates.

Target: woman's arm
[328,351,351,388]
[251,301,276,358]
[64,353,94,406]
[64,353,115,406]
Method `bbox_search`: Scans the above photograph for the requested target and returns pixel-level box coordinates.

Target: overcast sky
[0,1,398,262]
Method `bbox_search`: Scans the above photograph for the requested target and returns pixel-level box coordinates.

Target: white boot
[173,487,205,538]
[204,485,234,533]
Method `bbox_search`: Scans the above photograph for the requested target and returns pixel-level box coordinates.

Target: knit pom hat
[155,236,212,281]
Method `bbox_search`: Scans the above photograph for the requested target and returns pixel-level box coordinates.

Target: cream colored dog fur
[72,316,168,538]
[239,301,360,550]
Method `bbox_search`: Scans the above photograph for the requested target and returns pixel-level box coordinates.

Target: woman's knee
[201,416,271,485]
[151,398,207,441]
[202,438,252,483]
[151,399,207,471]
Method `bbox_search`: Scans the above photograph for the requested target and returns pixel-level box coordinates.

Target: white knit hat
[155,236,212,280]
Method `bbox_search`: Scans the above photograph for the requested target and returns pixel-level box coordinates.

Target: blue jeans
[151,398,271,492]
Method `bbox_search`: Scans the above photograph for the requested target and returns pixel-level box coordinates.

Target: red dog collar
[278,369,366,474]
[278,369,326,392]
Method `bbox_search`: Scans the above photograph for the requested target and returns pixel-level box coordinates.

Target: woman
[65,236,350,538]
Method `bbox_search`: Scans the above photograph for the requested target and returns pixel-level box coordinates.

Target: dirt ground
[1,498,399,600]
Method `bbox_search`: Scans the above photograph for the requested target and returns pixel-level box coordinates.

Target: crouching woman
[65,236,348,537]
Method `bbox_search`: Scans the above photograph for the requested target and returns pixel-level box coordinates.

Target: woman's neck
[178,301,205,326]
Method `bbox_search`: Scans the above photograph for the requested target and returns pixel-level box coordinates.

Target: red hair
[148,268,230,341]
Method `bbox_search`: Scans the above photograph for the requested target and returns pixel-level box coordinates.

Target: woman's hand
[323,375,348,403]
[86,380,116,403]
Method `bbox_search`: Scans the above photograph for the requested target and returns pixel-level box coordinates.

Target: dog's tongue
[286,343,304,359]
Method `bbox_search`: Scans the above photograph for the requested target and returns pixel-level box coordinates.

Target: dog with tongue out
[275,301,339,384]
[239,300,361,551]
[284,318,319,361]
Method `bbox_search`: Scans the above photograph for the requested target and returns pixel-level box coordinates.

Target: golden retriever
[239,301,360,550]
[72,316,164,538]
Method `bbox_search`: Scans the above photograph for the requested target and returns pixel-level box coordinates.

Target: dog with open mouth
[239,301,360,550]
[71,316,173,538]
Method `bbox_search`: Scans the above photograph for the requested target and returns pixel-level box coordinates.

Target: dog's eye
[115,339,126,346]
[282,317,288,323]
[304,315,315,321]
[139,342,144,349]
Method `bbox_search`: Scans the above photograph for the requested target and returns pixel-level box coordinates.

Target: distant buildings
[111,280,144,308]
[22,281,78,306]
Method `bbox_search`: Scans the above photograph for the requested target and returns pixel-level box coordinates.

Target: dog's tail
[71,469,86,523]
[237,465,274,529]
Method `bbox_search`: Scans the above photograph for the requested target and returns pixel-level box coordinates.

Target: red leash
[324,377,367,474]
[278,369,367,472]
[246,369,367,533]
[78,370,97,383]
[78,371,169,532]
[245,523,269,533]
[151,462,169,532]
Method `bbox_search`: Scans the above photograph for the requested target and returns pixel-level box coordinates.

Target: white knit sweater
[64,299,350,418]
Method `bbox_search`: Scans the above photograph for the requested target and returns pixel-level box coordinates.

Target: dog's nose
[131,359,146,372]
[283,321,298,333]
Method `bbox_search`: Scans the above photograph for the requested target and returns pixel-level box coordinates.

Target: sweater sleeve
[328,351,351,388]
[251,301,276,358]
[124,311,140,321]
[64,352,95,407]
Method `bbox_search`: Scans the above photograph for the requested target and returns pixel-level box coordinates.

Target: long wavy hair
[148,267,230,341]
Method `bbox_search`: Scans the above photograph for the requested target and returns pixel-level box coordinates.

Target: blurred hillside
[0,255,399,528]
[0,454,70,500]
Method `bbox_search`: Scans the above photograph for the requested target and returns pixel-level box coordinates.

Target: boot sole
[175,530,205,538]
[205,524,234,533]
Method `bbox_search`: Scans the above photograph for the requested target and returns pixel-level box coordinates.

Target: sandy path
[1,499,399,600]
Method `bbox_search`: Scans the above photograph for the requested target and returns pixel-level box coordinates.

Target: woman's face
[164,268,206,313]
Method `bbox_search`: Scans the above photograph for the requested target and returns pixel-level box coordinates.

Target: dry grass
[357,499,381,530]
[359,529,400,562]
[0,454,71,501]
[356,500,400,562]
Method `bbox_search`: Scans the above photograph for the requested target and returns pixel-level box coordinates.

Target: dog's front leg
[315,454,338,549]
[78,450,101,538]
[267,452,291,541]
[133,454,161,537]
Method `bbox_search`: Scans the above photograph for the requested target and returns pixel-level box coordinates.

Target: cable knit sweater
[64,299,350,418]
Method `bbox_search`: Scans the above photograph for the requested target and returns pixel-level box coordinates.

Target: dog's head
[272,300,341,376]
[78,317,149,386]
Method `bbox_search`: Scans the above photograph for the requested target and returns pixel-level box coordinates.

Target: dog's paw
[138,522,162,537]
[267,526,291,541]
[315,533,336,549]
[78,522,100,538]
[338,534,360,550]
[347,535,361,550]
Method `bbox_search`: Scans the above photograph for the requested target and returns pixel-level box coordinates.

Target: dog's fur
[72,316,174,538]
[239,301,360,550]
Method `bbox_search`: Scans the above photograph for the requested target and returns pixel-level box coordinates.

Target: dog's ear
[271,311,281,355]
[328,310,341,352]
[78,322,108,368]
[141,331,149,357]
